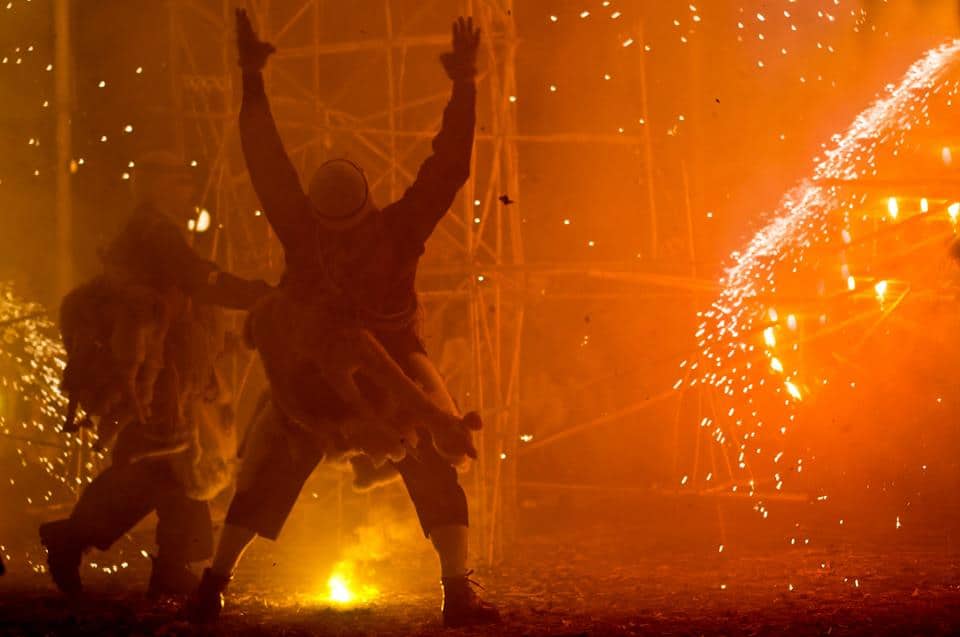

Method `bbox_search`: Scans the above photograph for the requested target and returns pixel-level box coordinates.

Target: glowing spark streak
[887,197,899,219]
[784,381,802,401]
[874,280,888,302]
[763,326,776,347]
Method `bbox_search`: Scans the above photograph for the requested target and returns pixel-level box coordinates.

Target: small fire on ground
[323,560,378,606]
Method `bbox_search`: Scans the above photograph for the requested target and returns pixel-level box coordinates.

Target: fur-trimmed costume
[48,204,269,565]
[59,275,175,446]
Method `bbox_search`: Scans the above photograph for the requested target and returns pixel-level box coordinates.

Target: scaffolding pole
[53,0,73,298]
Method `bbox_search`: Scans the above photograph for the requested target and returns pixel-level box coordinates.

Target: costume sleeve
[150,218,219,293]
[239,70,313,252]
[199,273,272,310]
[151,220,269,309]
[106,214,268,311]
[382,79,476,249]
[157,224,272,310]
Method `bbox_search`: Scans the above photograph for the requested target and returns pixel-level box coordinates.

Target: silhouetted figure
[40,152,270,598]
[187,11,499,629]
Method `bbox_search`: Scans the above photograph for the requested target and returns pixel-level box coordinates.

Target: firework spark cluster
[0,280,102,497]
[0,281,111,572]
[682,40,960,508]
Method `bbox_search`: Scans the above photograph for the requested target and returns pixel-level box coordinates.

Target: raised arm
[200,271,272,310]
[105,212,270,311]
[383,17,480,248]
[236,9,311,251]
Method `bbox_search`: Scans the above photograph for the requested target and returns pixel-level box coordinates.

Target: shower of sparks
[0,281,103,493]
[680,40,960,505]
[0,282,109,573]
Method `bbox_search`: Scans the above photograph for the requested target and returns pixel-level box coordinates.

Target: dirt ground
[2,495,960,636]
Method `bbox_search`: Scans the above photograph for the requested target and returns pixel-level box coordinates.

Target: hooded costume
[225,58,477,541]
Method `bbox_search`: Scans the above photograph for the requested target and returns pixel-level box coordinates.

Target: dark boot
[38,519,84,595]
[441,570,501,628]
[184,568,231,623]
[147,555,199,598]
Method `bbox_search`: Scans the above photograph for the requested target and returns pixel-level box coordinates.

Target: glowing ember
[783,381,802,401]
[874,280,888,303]
[886,197,899,220]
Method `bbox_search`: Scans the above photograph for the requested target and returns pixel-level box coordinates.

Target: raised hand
[236,8,276,72]
[440,16,481,81]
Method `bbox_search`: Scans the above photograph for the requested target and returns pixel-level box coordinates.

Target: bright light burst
[681,40,960,504]
[323,560,378,606]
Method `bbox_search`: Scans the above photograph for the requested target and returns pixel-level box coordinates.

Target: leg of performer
[187,397,323,623]
[209,523,256,578]
[186,521,257,622]
[39,456,164,595]
[430,524,469,578]
[393,440,500,628]
[149,490,213,597]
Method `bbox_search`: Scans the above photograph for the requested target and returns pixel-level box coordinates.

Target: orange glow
[321,560,378,606]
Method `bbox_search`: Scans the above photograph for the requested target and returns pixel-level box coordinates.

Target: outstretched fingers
[452,16,481,52]
[464,16,476,43]
[236,8,252,38]
[236,8,258,53]
[235,8,276,70]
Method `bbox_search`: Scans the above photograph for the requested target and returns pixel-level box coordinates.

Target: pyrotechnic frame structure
[161,0,714,562]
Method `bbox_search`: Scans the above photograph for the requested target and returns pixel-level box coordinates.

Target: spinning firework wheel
[676,42,960,514]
